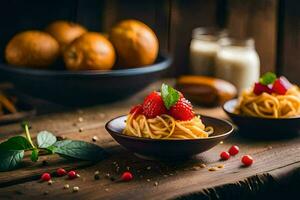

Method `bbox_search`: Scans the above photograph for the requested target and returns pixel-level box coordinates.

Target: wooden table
[0,80,299,200]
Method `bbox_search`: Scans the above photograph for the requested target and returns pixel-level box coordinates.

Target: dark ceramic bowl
[105,115,234,160]
[223,99,300,139]
[0,54,171,106]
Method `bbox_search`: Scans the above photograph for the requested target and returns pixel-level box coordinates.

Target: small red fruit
[121,171,133,181]
[228,145,239,156]
[142,91,167,118]
[130,104,143,116]
[56,168,67,176]
[220,151,230,160]
[253,82,272,95]
[41,173,51,181]
[169,97,194,121]
[272,78,288,95]
[241,155,253,166]
[68,170,77,179]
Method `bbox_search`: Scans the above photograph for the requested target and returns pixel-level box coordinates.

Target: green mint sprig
[0,122,106,171]
[161,83,180,109]
[259,72,277,85]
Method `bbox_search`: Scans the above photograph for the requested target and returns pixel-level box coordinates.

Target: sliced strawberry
[169,97,194,121]
[130,104,143,116]
[253,82,272,95]
[142,91,167,118]
[272,78,288,95]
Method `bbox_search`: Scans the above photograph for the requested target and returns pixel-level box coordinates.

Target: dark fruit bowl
[0,54,171,106]
[223,99,300,139]
[105,114,234,160]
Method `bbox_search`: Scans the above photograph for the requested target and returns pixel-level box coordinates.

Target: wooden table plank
[0,80,299,199]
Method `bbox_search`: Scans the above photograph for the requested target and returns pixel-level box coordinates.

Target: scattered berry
[68,170,77,179]
[64,184,70,189]
[121,171,133,181]
[142,92,167,118]
[48,180,53,185]
[41,173,51,182]
[241,155,253,166]
[169,97,194,121]
[229,145,239,156]
[220,151,230,160]
[56,168,67,176]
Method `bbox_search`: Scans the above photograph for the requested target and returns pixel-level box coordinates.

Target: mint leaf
[30,149,39,162]
[53,140,106,162]
[259,72,277,85]
[0,150,24,171]
[0,136,32,150]
[161,83,180,109]
[37,131,57,148]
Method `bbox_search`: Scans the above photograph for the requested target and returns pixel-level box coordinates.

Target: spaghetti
[123,114,214,139]
[235,86,300,118]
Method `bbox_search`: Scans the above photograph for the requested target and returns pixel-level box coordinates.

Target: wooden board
[0,80,300,199]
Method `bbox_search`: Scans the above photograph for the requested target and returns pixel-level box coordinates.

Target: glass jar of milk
[189,28,226,76]
[215,38,260,92]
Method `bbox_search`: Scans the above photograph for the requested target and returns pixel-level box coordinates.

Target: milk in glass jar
[215,38,260,92]
[189,28,226,76]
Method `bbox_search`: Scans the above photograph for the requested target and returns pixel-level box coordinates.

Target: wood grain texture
[0,80,299,199]
[226,0,278,74]
[169,0,217,76]
[278,0,300,84]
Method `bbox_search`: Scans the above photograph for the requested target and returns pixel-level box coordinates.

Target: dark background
[0,0,299,82]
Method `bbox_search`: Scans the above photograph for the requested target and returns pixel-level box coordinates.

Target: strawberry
[130,104,143,115]
[142,91,167,118]
[169,97,194,121]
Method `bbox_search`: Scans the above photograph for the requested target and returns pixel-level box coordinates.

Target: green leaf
[0,136,32,150]
[161,83,180,109]
[37,131,57,148]
[259,72,277,85]
[53,140,106,162]
[0,150,24,171]
[30,149,39,162]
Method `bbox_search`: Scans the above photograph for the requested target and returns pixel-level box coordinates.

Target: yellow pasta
[235,86,300,118]
[123,114,214,139]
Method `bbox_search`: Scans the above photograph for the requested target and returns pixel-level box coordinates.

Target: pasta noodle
[123,114,214,139]
[235,86,300,118]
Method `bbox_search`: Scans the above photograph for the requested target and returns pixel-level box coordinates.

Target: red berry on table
[68,170,77,179]
[228,145,239,156]
[130,104,143,115]
[220,151,230,160]
[142,91,167,118]
[241,155,253,166]
[272,78,288,95]
[253,82,272,95]
[56,168,67,176]
[169,97,194,121]
[121,171,133,181]
[41,173,51,181]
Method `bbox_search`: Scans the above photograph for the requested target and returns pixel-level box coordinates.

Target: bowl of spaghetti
[106,84,233,159]
[223,72,300,138]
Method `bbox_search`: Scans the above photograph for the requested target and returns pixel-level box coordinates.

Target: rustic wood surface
[0,80,299,200]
